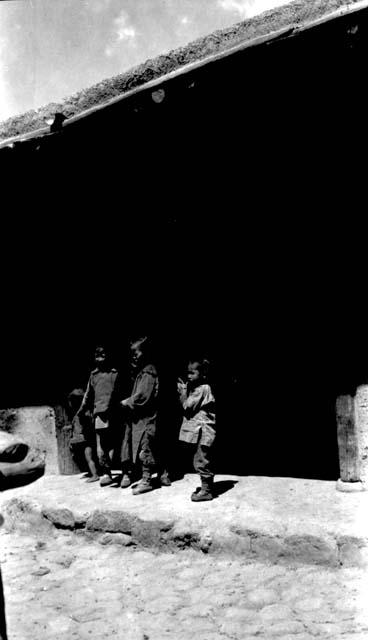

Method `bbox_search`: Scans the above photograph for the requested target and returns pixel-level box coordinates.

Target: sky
[0,0,288,121]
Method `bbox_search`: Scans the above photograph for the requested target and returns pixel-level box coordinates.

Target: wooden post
[54,405,82,475]
[336,395,360,482]
[354,385,368,486]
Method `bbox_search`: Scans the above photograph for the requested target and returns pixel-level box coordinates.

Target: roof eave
[1,0,368,150]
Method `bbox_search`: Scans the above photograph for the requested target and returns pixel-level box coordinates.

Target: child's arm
[77,376,93,416]
[121,370,157,409]
[177,379,187,406]
[180,385,207,417]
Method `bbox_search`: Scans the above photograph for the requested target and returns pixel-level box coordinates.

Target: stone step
[2,474,368,567]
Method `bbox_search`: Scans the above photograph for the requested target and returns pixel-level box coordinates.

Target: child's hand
[177,379,187,394]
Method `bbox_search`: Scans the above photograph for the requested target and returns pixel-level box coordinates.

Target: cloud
[105,8,136,57]
[219,0,288,19]
[114,10,136,41]
[0,65,15,121]
[0,32,19,121]
[88,0,113,14]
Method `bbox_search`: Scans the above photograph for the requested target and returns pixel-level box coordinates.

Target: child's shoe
[159,470,171,487]
[132,478,153,495]
[120,473,132,488]
[100,474,113,487]
[191,478,214,502]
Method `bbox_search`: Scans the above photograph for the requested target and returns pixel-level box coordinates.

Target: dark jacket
[124,363,159,462]
[79,368,119,417]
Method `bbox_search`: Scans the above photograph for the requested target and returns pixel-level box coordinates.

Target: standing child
[121,337,159,495]
[68,388,99,482]
[178,359,216,502]
[77,346,119,487]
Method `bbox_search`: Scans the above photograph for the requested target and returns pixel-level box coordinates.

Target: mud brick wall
[0,407,59,474]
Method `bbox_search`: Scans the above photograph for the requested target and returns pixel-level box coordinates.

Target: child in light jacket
[178,358,216,501]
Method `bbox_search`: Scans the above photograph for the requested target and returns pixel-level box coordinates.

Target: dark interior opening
[2,8,368,480]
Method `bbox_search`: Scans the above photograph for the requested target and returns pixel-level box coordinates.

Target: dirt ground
[1,526,368,640]
[0,0,362,141]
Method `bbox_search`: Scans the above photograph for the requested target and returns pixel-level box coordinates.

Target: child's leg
[155,418,173,485]
[191,443,214,501]
[121,422,132,470]
[84,446,99,482]
[120,422,133,488]
[96,432,113,486]
[132,427,156,495]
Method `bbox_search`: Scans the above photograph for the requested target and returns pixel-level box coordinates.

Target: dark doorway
[2,7,368,480]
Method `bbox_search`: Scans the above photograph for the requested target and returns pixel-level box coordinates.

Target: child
[121,337,159,495]
[178,359,216,501]
[68,388,99,482]
[77,346,119,487]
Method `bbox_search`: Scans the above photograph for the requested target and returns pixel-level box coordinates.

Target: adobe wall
[0,407,59,475]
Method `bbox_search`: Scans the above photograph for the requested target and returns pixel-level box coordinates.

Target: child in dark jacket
[178,358,216,501]
[77,346,120,487]
[121,337,159,495]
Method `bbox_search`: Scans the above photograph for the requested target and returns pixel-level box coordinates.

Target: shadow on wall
[0,388,341,481]
[212,384,340,481]
[0,327,343,481]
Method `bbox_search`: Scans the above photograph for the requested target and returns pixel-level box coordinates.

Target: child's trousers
[138,427,156,477]
[121,421,132,473]
[193,443,214,480]
[96,430,114,475]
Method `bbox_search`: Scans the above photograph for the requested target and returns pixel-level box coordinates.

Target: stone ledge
[5,497,368,567]
[2,473,368,567]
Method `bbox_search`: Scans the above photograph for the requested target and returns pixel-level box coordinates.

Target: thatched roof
[0,0,363,141]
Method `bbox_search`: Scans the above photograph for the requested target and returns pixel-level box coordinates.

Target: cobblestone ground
[1,529,368,640]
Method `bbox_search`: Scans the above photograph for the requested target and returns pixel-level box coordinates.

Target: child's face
[94,349,107,368]
[187,362,201,385]
[131,342,143,368]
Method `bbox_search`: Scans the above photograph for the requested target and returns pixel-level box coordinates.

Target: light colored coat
[179,383,216,446]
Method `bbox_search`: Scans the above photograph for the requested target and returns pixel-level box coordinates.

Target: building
[1,1,367,479]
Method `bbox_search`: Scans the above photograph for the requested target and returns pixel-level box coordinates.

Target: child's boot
[120,473,132,488]
[132,470,154,495]
[159,470,171,487]
[191,477,214,502]
[99,470,113,487]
